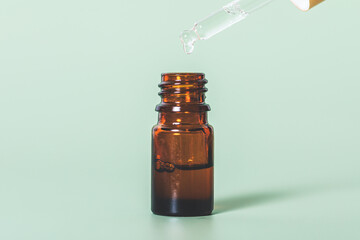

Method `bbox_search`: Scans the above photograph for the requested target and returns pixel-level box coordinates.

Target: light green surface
[1,0,359,239]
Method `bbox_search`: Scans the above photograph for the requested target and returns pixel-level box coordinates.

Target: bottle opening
[161,73,205,82]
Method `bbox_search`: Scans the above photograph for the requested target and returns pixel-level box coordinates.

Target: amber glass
[151,73,214,216]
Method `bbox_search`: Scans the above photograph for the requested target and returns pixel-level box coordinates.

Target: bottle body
[151,73,214,216]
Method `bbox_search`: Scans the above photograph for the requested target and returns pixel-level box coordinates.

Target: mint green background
[1,0,359,239]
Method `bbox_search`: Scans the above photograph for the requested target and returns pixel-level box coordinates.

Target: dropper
[180,0,273,54]
[180,0,325,54]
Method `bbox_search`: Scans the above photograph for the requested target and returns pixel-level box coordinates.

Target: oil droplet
[180,29,198,55]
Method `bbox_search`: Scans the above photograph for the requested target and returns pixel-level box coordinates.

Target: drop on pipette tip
[180,29,199,54]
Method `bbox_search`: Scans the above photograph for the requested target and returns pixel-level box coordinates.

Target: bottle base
[152,197,213,217]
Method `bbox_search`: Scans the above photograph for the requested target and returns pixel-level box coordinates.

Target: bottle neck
[158,112,208,125]
[156,73,210,113]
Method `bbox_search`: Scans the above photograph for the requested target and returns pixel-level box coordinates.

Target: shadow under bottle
[151,73,214,216]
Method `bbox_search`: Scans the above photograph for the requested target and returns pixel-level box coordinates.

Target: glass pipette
[180,0,274,54]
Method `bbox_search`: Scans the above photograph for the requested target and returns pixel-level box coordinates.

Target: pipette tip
[180,29,198,54]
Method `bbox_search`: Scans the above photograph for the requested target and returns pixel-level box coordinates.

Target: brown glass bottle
[151,73,214,216]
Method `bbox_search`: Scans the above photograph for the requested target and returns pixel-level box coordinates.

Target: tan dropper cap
[291,0,324,11]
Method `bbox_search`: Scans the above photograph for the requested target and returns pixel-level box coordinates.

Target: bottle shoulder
[152,123,213,133]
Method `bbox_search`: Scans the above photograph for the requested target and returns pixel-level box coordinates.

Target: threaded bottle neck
[156,73,210,112]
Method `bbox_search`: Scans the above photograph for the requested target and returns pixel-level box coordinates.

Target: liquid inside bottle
[151,73,214,216]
